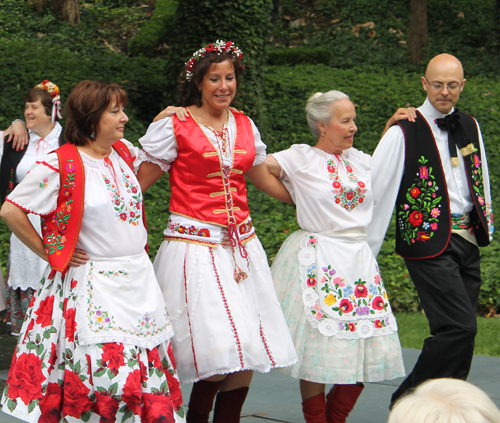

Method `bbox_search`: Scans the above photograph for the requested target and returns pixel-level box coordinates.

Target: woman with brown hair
[138,40,298,423]
[0,81,65,336]
[0,80,184,422]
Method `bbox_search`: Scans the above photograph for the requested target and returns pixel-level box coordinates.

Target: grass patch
[395,312,500,357]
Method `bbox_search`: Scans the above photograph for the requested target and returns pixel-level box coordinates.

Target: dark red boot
[325,383,364,423]
[302,392,327,423]
[186,379,224,423]
[212,386,249,423]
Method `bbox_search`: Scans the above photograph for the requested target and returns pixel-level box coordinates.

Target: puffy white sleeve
[249,118,267,166]
[271,145,301,180]
[6,153,60,216]
[476,120,494,239]
[138,116,177,172]
[366,126,406,256]
[270,145,305,202]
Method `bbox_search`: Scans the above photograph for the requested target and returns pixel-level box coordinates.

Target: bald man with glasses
[367,53,493,407]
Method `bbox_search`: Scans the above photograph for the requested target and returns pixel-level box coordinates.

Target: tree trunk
[53,0,80,25]
[408,0,427,64]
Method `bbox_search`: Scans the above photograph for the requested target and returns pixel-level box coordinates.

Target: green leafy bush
[128,0,178,57]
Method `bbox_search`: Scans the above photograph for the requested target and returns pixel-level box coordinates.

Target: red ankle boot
[325,383,364,423]
[212,386,249,423]
[302,392,328,423]
[186,379,224,423]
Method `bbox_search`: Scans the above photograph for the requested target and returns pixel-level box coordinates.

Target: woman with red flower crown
[0,81,185,422]
[0,81,66,336]
[137,40,298,422]
[266,91,414,422]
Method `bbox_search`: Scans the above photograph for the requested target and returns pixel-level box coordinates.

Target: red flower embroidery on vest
[398,156,442,244]
[409,211,423,226]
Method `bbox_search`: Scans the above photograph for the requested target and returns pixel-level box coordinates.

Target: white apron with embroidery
[271,144,405,384]
[78,251,173,348]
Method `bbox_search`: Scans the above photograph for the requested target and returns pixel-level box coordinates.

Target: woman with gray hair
[266,91,413,423]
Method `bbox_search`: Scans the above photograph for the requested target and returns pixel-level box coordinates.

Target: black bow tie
[435,110,474,166]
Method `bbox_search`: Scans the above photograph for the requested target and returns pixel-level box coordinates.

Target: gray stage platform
[1,348,499,422]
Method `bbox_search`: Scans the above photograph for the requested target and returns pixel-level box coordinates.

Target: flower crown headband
[185,40,243,81]
[35,80,62,125]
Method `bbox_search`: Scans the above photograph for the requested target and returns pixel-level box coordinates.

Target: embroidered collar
[311,146,350,161]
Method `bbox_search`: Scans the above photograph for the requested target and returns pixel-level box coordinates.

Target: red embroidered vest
[42,141,139,274]
[169,112,256,227]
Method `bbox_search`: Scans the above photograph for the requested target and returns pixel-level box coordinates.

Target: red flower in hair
[205,43,215,53]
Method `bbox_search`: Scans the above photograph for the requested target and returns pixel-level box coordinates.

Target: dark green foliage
[271,0,499,74]
[166,0,273,122]
[128,0,178,57]
[266,46,332,66]
[0,0,149,55]
[0,37,169,134]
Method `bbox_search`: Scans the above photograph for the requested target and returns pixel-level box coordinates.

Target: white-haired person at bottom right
[388,378,500,423]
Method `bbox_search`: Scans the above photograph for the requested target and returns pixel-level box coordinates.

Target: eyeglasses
[424,76,462,92]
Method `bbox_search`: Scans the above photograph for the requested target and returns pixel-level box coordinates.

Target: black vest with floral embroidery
[395,110,489,259]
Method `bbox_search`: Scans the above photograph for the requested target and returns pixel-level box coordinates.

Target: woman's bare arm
[137,161,166,193]
[246,162,293,204]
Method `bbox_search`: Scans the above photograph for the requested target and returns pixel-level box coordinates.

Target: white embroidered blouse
[7,140,147,258]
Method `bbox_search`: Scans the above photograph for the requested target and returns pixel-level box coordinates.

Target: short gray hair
[305,90,350,138]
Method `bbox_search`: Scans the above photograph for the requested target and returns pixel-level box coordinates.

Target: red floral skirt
[0,271,185,422]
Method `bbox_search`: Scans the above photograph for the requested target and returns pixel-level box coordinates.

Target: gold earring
[322,132,325,137]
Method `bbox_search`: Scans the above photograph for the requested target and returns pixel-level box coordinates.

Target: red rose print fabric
[1,271,185,422]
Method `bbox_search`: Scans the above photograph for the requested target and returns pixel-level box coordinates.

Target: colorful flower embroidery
[89,307,115,329]
[39,177,48,189]
[238,220,254,236]
[44,159,75,256]
[300,235,395,338]
[168,219,212,238]
[326,157,366,211]
[468,150,487,212]
[98,270,129,277]
[138,313,157,333]
[398,156,442,245]
[102,167,142,225]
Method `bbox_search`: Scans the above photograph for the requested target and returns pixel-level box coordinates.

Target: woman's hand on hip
[69,249,90,267]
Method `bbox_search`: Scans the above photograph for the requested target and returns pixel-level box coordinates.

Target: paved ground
[1,348,499,422]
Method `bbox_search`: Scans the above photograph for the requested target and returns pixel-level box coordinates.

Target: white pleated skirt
[153,236,298,383]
